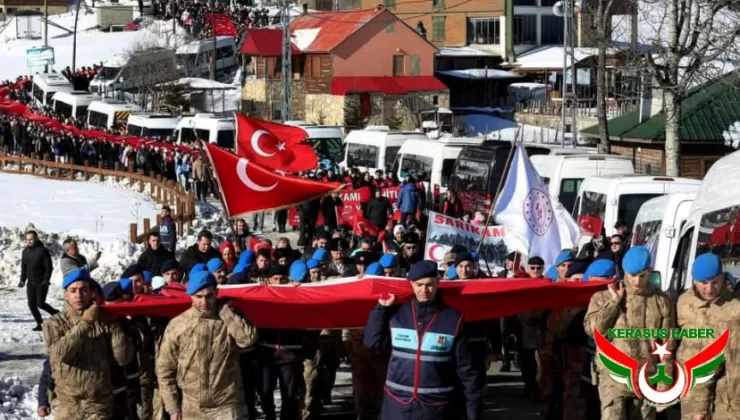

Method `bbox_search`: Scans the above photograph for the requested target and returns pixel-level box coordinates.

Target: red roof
[241,28,302,57]
[290,9,382,53]
[331,76,448,95]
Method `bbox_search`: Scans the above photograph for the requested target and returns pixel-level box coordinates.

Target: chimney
[638,75,664,123]
[376,4,383,10]
[302,3,308,14]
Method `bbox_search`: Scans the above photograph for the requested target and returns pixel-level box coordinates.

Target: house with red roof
[240,7,449,129]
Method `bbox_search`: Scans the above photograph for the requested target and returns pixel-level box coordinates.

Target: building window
[432,16,446,41]
[513,15,537,45]
[383,0,395,10]
[541,15,564,44]
[409,55,420,75]
[467,17,500,45]
[393,55,405,76]
[432,0,444,8]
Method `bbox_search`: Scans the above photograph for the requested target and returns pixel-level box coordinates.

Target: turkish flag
[352,207,379,237]
[235,113,318,173]
[203,142,342,217]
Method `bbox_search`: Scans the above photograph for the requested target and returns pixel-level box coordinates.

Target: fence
[0,153,197,243]
[515,101,638,118]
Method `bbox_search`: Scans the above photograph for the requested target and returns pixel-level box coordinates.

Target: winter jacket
[320,196,342,229]
[137,246,175,276]
[396,182,420,214]
[38,358,53,408]
[366,196,393,227]
[159,216,177,252]
[20,240,53,285]
[156,305,258,417]
[179,244,221,281]
[59,253,99,278]
[442,198,464,219]
[42,303,134,419]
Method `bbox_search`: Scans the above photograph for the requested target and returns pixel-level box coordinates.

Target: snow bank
[458,114,564,144]
[0,377,37,419]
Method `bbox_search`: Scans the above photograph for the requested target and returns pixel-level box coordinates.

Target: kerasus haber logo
[593,328,730,409]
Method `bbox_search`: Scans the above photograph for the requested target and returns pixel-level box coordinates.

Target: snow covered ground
[452,114,577,144]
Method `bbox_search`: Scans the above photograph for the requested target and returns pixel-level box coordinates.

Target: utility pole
[280,0,292,122]
[210,0,216,81]
[171,0,176,35]
[559,0,578,146]
[43,0,49,72]
[71,0,82,71]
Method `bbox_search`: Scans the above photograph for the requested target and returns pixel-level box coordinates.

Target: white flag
[492,142,580,268]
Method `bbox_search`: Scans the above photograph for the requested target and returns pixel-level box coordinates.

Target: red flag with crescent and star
[203,142,343,217]
[234,113,318,173]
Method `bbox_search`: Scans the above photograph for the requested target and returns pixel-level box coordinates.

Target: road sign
[26,47,55,69]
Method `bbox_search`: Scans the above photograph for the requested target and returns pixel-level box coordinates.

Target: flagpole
[475,127,521,256]
[193,137,237,239]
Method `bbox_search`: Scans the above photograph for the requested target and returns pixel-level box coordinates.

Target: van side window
[558,178,582,213]
[384,146,400,171]
[347,143,378,168]
[441,159,456,187]
[670,227,694,296]
[128,124,143,137]
[33,85,43,103]
[399,154,433,181]
[88,110,109,129]
[696,205,740,279]
[617,193,661,233]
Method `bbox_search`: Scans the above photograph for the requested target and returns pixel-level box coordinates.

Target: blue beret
[406,260,440,281]
[161,259,180,274]
[119,278,134,295]
[555,250,575,266]
[289,260,309,282]
[207,258,224,273]
[187,271,217,295]
[545,265,558,281]
[312,248,329,262]
[366,262,384,276]
[379,254,398,269]
[584,259,616,281]
[121,264,144,279]
[446,265,458,280]
[63,268,91,289]
[190,263,208,277]
[143,271,153,284]
[454,252,475,267]
[238,250,255,265]
[565,260,588,278]
[102,281,122,301]
[232,262,249,274]
[692,253,723,282]
[622,246,652,275]
[306,259,321,270]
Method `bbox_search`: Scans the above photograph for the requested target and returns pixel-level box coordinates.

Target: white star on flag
[277,142,287,151]
[651,341,672,362]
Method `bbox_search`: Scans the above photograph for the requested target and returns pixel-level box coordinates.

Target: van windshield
[633,219,662,247]
[97,66,121,80]
[144,128,175,139]
[217,130,235,149]
[453,157,489,192]
[127,124,143,136]
[88,110,109,128]
[399,154,433,181]
[617,194,661,233]
[695,205,740,278]
[346,143,378,168]
[54,100,73,119]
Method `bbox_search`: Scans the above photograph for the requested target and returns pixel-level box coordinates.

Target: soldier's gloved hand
[82,303,102,323]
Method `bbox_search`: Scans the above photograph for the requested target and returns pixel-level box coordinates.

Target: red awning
[331,76,448,95]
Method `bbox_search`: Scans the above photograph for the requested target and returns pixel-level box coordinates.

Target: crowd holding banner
[287,186,402,228]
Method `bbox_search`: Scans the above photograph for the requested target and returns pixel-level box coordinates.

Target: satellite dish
[553,1,564,16]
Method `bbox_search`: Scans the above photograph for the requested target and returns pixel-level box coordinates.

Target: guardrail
[0,152,197,243]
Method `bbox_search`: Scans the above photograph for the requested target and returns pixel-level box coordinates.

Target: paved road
[320,361,539,419]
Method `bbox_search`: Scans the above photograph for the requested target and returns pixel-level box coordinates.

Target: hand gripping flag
[235,113,318,173]
[593,328,729,408]
[203,142,342,217]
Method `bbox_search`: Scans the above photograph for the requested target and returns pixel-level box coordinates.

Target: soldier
[326,238,357,277]
[584,246,676,420]
[364,260,484,420]
[677,253,740,420]
[43,268,135,419]
[156,271,258,420]
[379,254,400,277]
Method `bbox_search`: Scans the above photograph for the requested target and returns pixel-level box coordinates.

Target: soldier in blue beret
[364,259,484,420]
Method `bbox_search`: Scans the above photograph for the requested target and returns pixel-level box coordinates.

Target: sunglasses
[528,266,543,271]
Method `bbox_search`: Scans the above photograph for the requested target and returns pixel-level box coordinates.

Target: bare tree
[124,39,183,110]
[636,0,740,175]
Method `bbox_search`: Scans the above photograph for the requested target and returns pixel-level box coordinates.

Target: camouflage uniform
[346,328,388,420]
[537,308,587,419]
[156,304,258,420]
[677,287,740,420]
[43,303,135,420]
[584,283,676,420]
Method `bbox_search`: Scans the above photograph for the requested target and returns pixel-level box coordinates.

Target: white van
[52,91,101,121]
[126,114,180,139]
[532,154,635,213]
[670,150,740,295]
[176,37,238,78]
[394,137,486,210]
[87,99,143,129]
[631,193,695,292]
[174,114,235,149]
[285,121,344,163]
[89,49,179,95]
[342,126,428,173]
[31,73,75,107]
[573,175,701,239]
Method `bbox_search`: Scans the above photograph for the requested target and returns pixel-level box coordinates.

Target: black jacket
[137,246,175,276]
[21,241,53,285]
[366,196,392,227]
[178,244,221,281]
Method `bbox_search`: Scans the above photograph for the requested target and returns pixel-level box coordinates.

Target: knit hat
[186,271,217,295]
[151,276,166,291]
[454,252,475,267]
[161,259,180,274]
[268,264,288,278]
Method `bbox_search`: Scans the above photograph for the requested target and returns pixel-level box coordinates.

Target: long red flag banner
[103,277,609,329]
